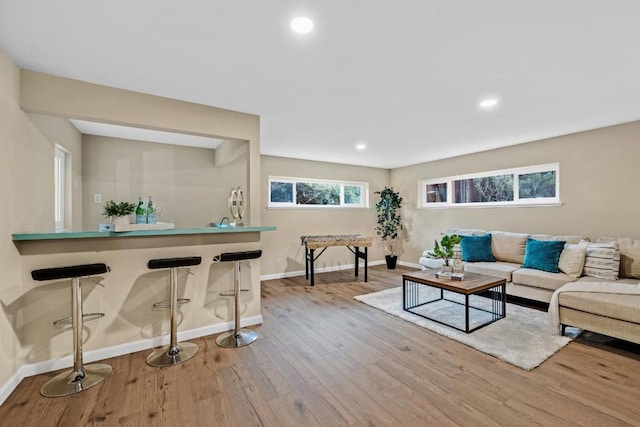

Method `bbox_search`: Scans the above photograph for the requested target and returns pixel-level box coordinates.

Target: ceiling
[1,1,639,169]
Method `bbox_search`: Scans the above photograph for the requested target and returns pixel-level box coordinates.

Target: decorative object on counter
[147,196,156,224]
[429,234,462,273]
[453,253,465,274]
[135,196,146,224]
[102,200,136,225]
[374,186,403,269]
[228,187,245,226]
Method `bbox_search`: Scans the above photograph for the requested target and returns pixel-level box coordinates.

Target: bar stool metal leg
[216,260,258,348]
[147,267,198,367]
[40,277,112,397]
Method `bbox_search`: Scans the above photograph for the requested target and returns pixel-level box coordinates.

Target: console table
[300,234,373,286]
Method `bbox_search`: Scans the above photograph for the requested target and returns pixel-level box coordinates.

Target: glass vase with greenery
[428,234,462,267]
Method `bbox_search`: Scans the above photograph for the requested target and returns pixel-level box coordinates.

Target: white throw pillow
[582,240,621,281]
[558,243,587,278]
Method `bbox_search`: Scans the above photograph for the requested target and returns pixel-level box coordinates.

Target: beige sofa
[419,230,640,343]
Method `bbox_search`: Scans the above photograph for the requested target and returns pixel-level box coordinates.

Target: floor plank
[1,265,639,426]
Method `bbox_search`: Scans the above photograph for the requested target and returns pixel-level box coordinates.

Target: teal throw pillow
[461,234,495,262]
[522,238,566,273]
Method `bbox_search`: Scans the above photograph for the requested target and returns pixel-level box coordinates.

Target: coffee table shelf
[402,270,506,333]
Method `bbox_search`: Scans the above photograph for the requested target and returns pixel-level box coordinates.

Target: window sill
[418,202,563,209]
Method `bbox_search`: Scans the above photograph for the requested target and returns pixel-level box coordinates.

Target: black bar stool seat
[31,263,111,398]
[146,256,201,368]
[213,250,262,348]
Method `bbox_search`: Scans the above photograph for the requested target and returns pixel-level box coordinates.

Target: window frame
[418,163,560,208]
[268,176,369,209]
[54,145,67,230]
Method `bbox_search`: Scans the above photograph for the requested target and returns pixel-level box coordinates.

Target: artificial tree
[374,187,403,269]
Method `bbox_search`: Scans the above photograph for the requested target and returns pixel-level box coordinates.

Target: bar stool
[31,263,111,397]
[146,256,201,367]
[213,250,262,348]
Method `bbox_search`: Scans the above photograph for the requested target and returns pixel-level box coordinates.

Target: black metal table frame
[305,245,368,286]
[402,277,506,333]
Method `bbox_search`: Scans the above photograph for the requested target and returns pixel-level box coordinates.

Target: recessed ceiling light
[479,98,499,109]
[355,143,367,151]
[291,17,314,34]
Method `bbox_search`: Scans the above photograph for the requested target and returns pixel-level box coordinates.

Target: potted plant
[102,200,136,225]
[429,234,462,272]
[374,187,403,269]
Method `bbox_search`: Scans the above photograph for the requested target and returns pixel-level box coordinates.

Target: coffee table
[402,270,506,333]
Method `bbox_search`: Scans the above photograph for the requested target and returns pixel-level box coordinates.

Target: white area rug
[355,287,580,371]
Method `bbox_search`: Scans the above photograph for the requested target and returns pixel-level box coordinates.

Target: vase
[440,265,453,273]
[385,255,398,269]
[111,215,130,225]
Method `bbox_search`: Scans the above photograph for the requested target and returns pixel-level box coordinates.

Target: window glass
[426,182,447,203]
[268,177,368,208]
[454,175,514,203]
[519,171,556,199]
[270,181,294,203]
[344,185,362,205]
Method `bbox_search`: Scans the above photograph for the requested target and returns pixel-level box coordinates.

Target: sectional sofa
[419,228,640,344]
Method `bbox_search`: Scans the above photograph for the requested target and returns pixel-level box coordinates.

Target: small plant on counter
[429,234,462,266]
[102,200,136,218]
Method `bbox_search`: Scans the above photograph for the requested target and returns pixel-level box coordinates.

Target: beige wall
[0,51,56,392]
[391,121,640,264]
[27,114,83,230]
[82,135,247,230]
[260,155,390,276]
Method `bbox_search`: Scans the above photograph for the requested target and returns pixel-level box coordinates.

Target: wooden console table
[300,234,373,286]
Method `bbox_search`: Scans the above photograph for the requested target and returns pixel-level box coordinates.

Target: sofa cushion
[583,241,620,281]
[512,268,577,291]
[461,234,495,262]
[559,291,640,324]
[576,276,640,285]
[522,238,566,273]
[530,234,589,245]
[490,231,529,264]
[558,243,588,278]
[597,237,640,279]
[464,261,520,282]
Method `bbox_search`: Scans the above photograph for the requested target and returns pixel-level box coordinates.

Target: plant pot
[385,255,398,269]
[111,215,130,225]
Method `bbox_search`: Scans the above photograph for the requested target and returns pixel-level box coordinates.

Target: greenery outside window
[419,163,560,208]
[269,176,368,208]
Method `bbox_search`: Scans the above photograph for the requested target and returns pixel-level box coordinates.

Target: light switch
[93,193,102,203]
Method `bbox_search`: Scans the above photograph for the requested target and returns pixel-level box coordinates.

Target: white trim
[397,260,422,269]
[54,145,67,230]
[0,315,262,406]
[260,260,386,281]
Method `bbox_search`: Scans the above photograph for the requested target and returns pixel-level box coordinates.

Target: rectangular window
[268,176,368,208]
[419,163,560,208]
[54,146,67,230]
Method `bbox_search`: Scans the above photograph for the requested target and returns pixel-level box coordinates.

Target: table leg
[465,294,470,333]
[310,248,315,286]
[305,247,309,279]
[502,283,506,317]
[354,246,359,278]
[364,247,368,282]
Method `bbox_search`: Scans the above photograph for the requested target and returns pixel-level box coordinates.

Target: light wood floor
[1,265,640,426]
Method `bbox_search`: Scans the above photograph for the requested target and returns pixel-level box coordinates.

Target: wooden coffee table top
[402,270,506,295]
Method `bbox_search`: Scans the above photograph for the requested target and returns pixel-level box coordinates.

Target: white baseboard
[0,315,262,406]
[260,260,386,281]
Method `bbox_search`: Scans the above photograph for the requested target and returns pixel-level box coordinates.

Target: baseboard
[260,260,386,281]
[0,315,262,406]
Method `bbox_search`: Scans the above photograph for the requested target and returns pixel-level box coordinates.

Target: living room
[1,2,639,425]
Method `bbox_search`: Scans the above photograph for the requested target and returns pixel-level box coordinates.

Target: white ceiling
[1,1,639,169]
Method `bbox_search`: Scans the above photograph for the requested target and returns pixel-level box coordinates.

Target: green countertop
[12,226,276,241]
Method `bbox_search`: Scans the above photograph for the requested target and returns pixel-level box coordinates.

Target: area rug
[354,287,580,371]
